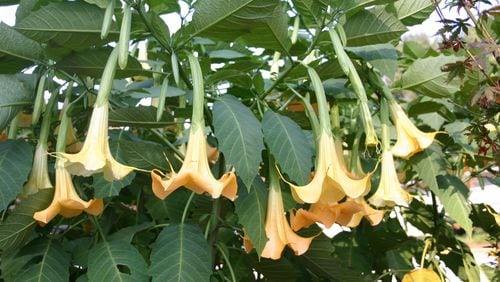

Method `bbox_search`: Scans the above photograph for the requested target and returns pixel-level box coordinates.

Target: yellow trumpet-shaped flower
[261,164,314,260]
[151,128,237,200]
[60,103,135,181]
[389,100,441,158]
[402,268,441,282]
[151,53,237,201]
[369,150,412,207]
[23,143,53,196]
[33,159,104,226]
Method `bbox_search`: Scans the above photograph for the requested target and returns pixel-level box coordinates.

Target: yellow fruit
[402,268,441,282]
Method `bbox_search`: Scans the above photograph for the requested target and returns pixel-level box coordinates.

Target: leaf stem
[215,242,237,282]
[181,192,195,224]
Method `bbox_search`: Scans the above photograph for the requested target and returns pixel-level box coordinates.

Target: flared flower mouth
[151,128,237,201]
[368,151,412,207]
[289,132,371,204]
[389,101,442,158]
[60,103,135,181]
[33,159,104,226]
[261,165,314,260]
[23,143,53,196]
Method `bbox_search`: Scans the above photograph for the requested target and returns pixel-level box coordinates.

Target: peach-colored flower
[60,103,135,181]
[151,128,237,201]
[389,100,442,158]
[33,159,103,226]
[261,165,314,260]
[369,151,412,207]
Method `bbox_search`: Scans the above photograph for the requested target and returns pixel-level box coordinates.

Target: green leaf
[14,1,117,50]
[92,172,136,198]
[436,175,473,236]
[108,222,154,243]
[111,138,173,171]
[191,0,291,52]
[206,69,252,89]
[400,55,464,98]
[292,0,323,25]
[0,23,45,73]
[146,0,179,14]
[0,140,33,211]
[262,110,313,185]
[0,189,52,252]
[12,238,70,282]
[444,121,476,157]
[389,0,435,26]
[344,7,407,46]
[84,0,108,8]
[149,224,211,281]
[109,106,174,128]
[208,50,247,60]
[145,10,170,47]
[0,74,32,132]
[56,48,147,79]
[333,0,393,15]
[87,239,149,282]
[235,177,267,256]
[347,43,398,79]
[300,234,366,281]
[412,148,473,236]
[213,95,264,188]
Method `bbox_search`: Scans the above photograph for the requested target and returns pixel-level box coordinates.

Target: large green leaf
[292,0,323,25]
[56,48,148,79]
[0,23,45,73]
[389,0,435,26]
[87,239,149,281]
[213,95,264,189]
[436,175,473,236]
[234,177,268,256]
[0,140,33,211]
[347,43,398,80]
[149,224,211,281]
[92,172,136,198]
[14,1,117,50]
[262,110,313,185]
[333,0,394,15]
[0,75,32,132]
[110,138,173,171]
[190,0,291,52]
[400,55,464,98]
[344,7,407,46]
[11,238,70,282]
[412,147,473,236]
[0,189,52,252]
[300,234,367,281]
[109,106,174,128]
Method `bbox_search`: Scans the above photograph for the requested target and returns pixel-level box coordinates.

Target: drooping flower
[369,99,412,207]
[151,128,237,200]
[261,163,314,260]
[59,48,135,181]
[23,143,52,196]
[151,53,237,201]
[33,159,104,226]
[389,100,442,158]
[287,67,371,204]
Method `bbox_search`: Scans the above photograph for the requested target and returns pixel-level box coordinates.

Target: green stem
[7,113,20,139]
[380,98,390,151]
[215,242,237,282]
[55,85,74,153]
[181,192,196,224]
[306,66,331,134]
[186,52,205,131]
[38,90,59,147]
[150,128,185,159]
[95,47,119,107]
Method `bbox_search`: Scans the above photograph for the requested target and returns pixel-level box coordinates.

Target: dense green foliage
[0,0,498,281]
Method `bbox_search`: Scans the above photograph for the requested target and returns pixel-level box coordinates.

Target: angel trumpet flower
[23,143,52,196]
[60,48,135,181]
[369,99,412,207]
[151,53,237,201]
[33,159,104,226]
[288,67,371,203]
[23,91,58,196]
[389,100,441,158]
[261,162,314,260]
